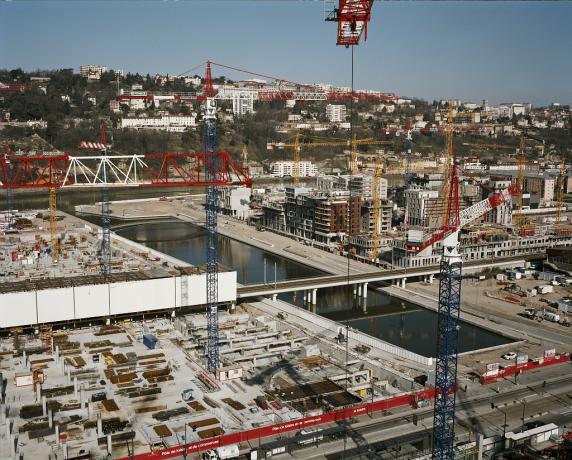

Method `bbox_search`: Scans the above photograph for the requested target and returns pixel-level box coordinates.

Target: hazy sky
[1,1,571,106]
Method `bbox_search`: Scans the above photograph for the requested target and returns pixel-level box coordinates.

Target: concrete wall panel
[37,288,75,324]
[109,277,176,315]
[74,284,110,320]
[0,292,37,328]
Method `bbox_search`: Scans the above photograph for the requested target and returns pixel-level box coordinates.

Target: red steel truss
[334,0,374,46]
[0,152,252,189]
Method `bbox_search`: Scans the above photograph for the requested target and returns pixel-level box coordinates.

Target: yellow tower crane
[49,187,58,262]
[241,145,249,176]
[463,136,533,235]
[554,156,571,235]
[349,135,395,175]
[370,154,384,260]
[267,133,346,185]
[267,133,396,184]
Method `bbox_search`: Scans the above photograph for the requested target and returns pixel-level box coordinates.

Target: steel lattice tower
[432,165,462,460]
[204,96,220,372]
[100,160,111,275]
[99,124,111,275]
[431,253,462,459]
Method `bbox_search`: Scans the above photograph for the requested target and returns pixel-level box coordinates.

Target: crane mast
[431,164,462,460]
[203,61,221,372]
[370,154,383,259]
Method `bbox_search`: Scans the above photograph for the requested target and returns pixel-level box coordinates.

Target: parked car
[502,352,517,360]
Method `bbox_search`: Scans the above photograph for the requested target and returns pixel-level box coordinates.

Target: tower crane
[2,145,14,230]
[325,0,374,47]
[241,145,249,177]
[463,136,534,235]
[267,134,395,183]
[370,154,383,259]
[202,61,222,372]
[554,156,570,234]
[349,135,394,175]
[403,166,517,459]
[78,121,113,275]
[267,133,347,185]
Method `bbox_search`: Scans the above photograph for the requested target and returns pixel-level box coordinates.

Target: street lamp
[496,407,508,440]
[520,399,527,432]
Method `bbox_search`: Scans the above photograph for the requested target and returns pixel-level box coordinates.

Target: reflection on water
[280,285,512,357]
[117,221,325,285]
[118,221,512,357]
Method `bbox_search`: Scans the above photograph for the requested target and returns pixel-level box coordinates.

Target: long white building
[271,161,318,178]
[121,115,197,132]
[0,267,236,329]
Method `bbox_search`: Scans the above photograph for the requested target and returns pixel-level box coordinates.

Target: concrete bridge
[237,254,538,303]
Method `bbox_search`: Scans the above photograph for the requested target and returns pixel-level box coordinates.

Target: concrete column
[303,291,307,303]
[9,433,15,457]
[311,289,317,305]
[353,284,357,296]
[48,409,53,428]
[357,284,362,297]
[73,377,78,398]
[55,425,60,448]
[42,396,47,417]
[401,277,407,289]
[229,301,236,313]
[97,414,103,437]
[35,384,41,402]
[63,442,68,459]
[66,368,71,384]
[362,283,368,298]
[477,433,484,460]
[54,345,60,364]
[272,294,277,302]
[107,434,112,455]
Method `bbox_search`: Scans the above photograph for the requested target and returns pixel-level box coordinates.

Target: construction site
[1,1,572,460]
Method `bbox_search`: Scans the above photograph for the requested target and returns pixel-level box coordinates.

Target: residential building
[217,187,251,220]
[404,189,439,226]
[270,161,317,178]
[325,104,347,123]
[79,65,108,80]
[120,115,197,132]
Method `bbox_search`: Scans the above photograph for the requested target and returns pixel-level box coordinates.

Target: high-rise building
[325,104,347,123]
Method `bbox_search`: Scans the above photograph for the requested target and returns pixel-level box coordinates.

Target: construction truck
[203,444,239,460]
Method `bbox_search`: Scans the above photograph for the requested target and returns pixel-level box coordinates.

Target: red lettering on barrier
[116,387,437,460]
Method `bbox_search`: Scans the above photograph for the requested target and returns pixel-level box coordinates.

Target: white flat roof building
[121,115,197,132]
[271,161,317,178]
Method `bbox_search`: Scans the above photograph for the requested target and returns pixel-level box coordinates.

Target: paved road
[237,255,535,297]
[279,372,572,460]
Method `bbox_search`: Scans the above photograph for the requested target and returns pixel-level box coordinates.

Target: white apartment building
[121,115,197,132]
[216,86,256,116]
[218,186,252,220]
[270,161,318,178]
[325,104,347,123]
[79,65,108,80]
[404,189,439,226]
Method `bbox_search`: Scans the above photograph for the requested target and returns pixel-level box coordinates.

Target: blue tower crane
[431,166,462,460]
[202,62,220,372]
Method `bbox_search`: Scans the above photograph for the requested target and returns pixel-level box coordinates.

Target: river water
[117,220,512,356]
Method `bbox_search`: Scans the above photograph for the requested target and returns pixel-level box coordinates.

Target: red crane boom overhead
[405,184,518,253]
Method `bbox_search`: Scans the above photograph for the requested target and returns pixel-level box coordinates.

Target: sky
[1,1,571,106]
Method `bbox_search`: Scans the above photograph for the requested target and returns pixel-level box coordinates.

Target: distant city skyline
[1,1,571,106]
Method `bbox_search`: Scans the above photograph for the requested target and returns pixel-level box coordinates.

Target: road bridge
[237,255,539,301]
